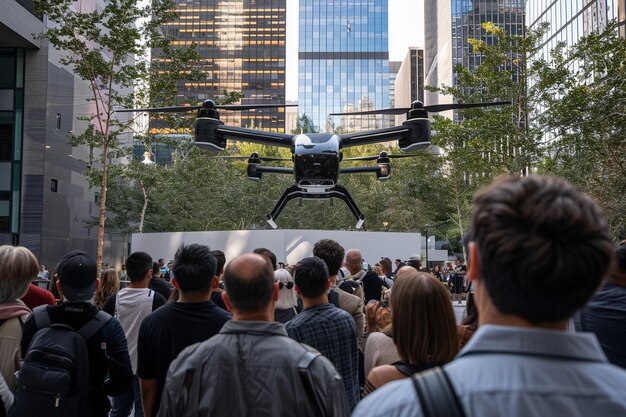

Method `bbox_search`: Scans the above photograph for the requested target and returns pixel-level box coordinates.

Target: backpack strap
[32,305,52,329]
[412,367,466,417]
[298,349,325,417]
[77,310,112,341]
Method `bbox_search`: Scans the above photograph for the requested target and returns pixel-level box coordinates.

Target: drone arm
[339,118,431,152]
[256,166,294,175]
[216,126,293,149]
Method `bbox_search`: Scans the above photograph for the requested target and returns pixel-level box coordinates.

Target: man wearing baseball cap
[21,250,133,417]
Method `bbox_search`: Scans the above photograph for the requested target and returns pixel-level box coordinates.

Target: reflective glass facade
[527,0,621,63]
[158,0,287,132]
[298,0,389,133]
[0,48,24,239]
[451,0,524,86]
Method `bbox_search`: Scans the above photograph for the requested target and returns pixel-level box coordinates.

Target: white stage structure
[131,229,442,266]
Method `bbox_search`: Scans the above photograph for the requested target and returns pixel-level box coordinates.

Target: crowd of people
[1,175,625,417]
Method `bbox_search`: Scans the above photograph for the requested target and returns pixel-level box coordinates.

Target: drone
[118,99,509,229]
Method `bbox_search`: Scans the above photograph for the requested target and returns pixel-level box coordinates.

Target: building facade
[157,0,287,132]
[298,0,389,133]
[424,0,524,110]
[527,0,623,62]
[0,0,125,267]
[394,47,425,125]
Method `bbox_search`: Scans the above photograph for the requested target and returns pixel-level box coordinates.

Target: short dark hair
[609,245,626,278]
[294,257,329,299]
[125,252,152,282]
[223,254,274,313]
[406,259,421,270]
[253,248,277,270]
[380,258,392,273]
[152,262,160,276]
[210,250,226,276]
[172,244,217,293]
[470,176,614,323]
[313,239,345,276]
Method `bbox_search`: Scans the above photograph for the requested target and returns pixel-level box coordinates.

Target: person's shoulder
[354,378,421,417]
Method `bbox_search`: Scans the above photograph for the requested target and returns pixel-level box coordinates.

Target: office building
[527,0,623,62]
[0,0,125,265]
[424,0,524,111]
[157,0,287,132]
[298,0,390,133]
[394,47,425,125]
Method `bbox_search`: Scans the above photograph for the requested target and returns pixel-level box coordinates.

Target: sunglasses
[278,281,294,290]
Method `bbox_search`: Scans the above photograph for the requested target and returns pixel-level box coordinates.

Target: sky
[285,0,423,101]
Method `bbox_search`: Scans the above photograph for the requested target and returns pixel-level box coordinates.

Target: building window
[50,178,58,192]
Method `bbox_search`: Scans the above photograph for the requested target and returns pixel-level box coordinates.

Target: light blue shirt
[353,325,626,417]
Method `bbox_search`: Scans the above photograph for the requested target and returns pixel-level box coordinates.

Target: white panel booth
[131,230,422,266]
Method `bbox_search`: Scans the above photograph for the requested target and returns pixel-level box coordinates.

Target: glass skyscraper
[157,0,287,132]
[298,0,389,133]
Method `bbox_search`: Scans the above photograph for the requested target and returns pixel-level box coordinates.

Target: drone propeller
[116,100,298,113]
[329,100,511,116]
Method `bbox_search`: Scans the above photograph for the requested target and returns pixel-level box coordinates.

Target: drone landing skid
[266,185,366,230]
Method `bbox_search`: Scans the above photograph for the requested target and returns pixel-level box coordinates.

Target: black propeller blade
[329,101,511,116]
[116,100,298,113]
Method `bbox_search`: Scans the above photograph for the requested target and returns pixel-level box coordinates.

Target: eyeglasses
[278,281,294,290]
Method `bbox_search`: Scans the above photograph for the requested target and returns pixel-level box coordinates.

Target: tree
[292,113,319,134]
[536,21,626,239]
[34,0,200,267]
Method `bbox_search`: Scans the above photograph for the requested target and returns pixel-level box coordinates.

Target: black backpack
[10,305,111,417]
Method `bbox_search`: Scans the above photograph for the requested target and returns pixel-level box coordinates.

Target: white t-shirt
[114,288,159,372]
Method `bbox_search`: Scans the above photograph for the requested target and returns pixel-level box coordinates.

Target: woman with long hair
[94,268,120,309]
[274,268,300,323]
[364,267,458,395]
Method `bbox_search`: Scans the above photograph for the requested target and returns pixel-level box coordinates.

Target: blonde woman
[94,268,120,309]
[274,268,300,323]
[0,245,38,391]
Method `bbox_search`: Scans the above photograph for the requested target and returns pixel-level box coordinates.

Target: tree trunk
[96,143,109,270]
[454,185,467,262]
[139,180,148,233]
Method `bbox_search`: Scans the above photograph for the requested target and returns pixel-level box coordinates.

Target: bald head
[345,249,363,275]
[224,253,275,313]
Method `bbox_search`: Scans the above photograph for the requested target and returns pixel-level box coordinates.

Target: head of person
[223,253,276,315]
[406,255,421,270]
[253,248,277,271]
[275,268,297,310]
[158,258,165,267]
[433,265,441,274]
[0,245,39,303]
[372,264,383,277]
[391,267,458,365]
[40,264,46,272]
[56,250,99,302]
[461,292,479,331]
[167,260,174,270]
[468,176,614,325]
[313,239,345,277]
[608,244,626,286]
[209,250,226,277]
[125,251,153,283]
[380,258,392,275]
[294,256,330,299]
[152,262,161,277]
[94,268,120,308]
[172,244,218,295]
[345,249,363,275]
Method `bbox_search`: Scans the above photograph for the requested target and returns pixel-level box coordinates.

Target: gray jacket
[158,320,349,417]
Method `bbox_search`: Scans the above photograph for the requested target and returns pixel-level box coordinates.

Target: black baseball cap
[57,250,98,301]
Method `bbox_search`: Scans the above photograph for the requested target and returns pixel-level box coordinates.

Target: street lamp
[424,224,431,270]
[382,221,389,231]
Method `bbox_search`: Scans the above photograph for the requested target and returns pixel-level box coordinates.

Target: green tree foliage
[292,113,319,134]
[34,0,201,266]
[535,21,626,239]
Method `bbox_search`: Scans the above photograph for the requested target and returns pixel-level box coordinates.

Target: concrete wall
[132,229,422,266]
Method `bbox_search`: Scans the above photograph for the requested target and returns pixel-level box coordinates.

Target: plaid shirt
[286,303,359,410]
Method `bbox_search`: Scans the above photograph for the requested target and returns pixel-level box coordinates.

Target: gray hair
[0,245,39,302]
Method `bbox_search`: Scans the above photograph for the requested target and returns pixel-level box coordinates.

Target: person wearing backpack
[18,250,133,417]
